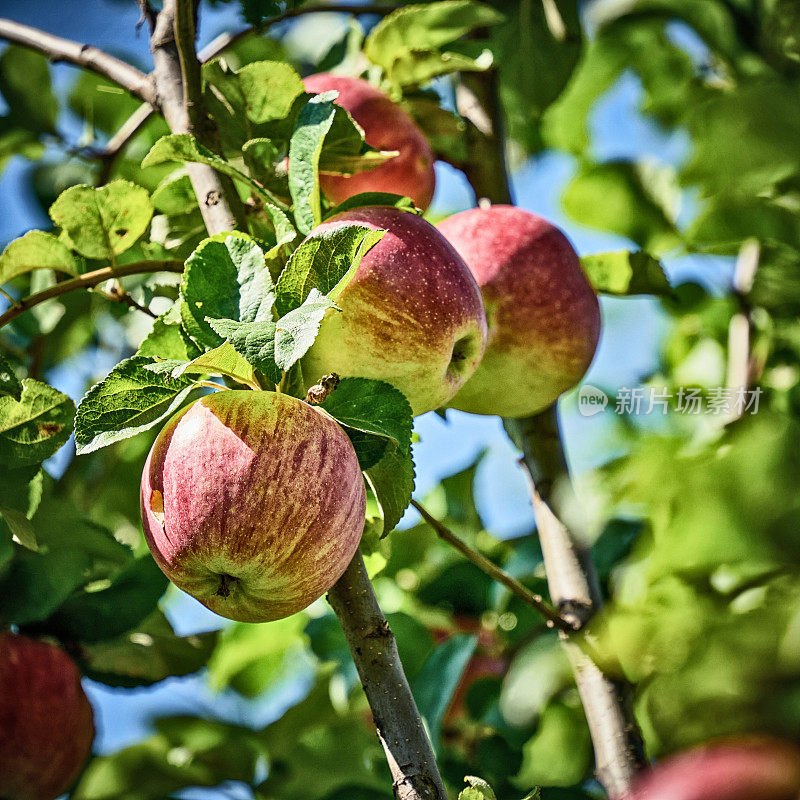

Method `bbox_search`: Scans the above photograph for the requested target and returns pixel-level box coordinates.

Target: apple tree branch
[457,66,647,798]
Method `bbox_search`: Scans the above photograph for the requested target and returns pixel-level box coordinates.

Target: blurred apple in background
[0,632,94,800]
[303,73,436,211]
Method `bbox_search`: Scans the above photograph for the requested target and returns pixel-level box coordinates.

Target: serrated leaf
[581,250,673,297]
[173,341,258,388]
[275,224,385,315]
[0,379,74,468]
[0,230,82,285]
[365,444,415,537]
[0,352,22,399]
[136,309,195,361]
[459,776,497,800]
[142,133,296,248]
[364,0,503,88]
[288,93,339,235]
[210,289,337,382]
[237,60,305,123]
[74,357,195,455]
[321,377,413,470]
[181,232,275,350]
[49,180,153,259]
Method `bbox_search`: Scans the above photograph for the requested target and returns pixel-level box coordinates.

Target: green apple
[437,205,601,417]
[141,390,365,622]
[0,632,94,800]
[300,206,488,416]
[304,73,436,211]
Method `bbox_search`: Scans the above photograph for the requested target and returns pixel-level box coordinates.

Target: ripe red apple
[141,390,366,622]
[0,632,94,800]
[436,205,601,417]
[625,737,800,800]
[300,206,488,416]
[303,73,436,211]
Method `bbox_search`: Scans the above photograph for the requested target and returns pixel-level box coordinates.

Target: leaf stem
[0,260,184,330]
[410,499,574,633]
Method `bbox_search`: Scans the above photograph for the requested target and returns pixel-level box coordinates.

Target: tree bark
[327,552,449,800]
[457,67,647,798]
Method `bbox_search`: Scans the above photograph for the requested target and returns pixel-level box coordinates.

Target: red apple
[303,73,436,211]
[0,632,94,800]
[626,737,800,800]
[437,205,601,417]
[299,206,488,416]
[141,390,366,622]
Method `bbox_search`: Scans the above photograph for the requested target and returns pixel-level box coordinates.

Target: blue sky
[0,0,733,763]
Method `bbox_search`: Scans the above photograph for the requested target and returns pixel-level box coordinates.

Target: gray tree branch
[146,5,448,798]
[149,0,244,234]
[457,66,647,798]
[0,18,156,105]
[327,552,448,800]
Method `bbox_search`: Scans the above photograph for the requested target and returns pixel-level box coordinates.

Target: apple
[0,632,94,800]
[303,73,436,211]
[625,737,800,800]
[140,390,366,622]
[436,205,601,418]
[299,206,488,416]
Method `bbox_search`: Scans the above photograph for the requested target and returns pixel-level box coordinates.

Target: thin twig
[327,552,448,800]
[0,260,183,329]
[0,18,156,105]
[726,238,760,423]
[411,499,574,633]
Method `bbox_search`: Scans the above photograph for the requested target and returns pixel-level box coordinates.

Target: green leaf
[459,776,497,800]
[0,379,75,468]
[0,507,36,550]
[562,160,681,253]
[0,46,58,134]
[0,352,22,399]
[142,133,296,248]
[413,633,477,747]
[288,93,338,235]
[207,615,308,696]
[172,341,258,388]
[321,377,413,470]
[325,192,419,218]
[237,60,305,123]
[78,610,218,688]
[210,289,338,382]
[364,1,503,88]
[45,556,167,643]
[181,232,275,349]
[580,250,672,297]
[365,443,415,537]
[136,308,195,361]
[0,230,82,285]
[275,224,385,315]
[74,357,195,455]
[49,180,153,259]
